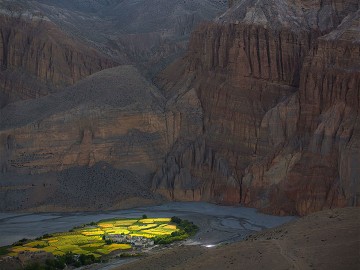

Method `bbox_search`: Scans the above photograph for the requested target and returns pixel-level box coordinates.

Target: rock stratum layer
[0,14,115,106]
[0,0,359,215]
[0,66,170,210]
[0,0,226,212]
[0,0,227,79]
[152,0,360,215]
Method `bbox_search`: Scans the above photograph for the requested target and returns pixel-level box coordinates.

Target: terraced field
[5,217,178,258]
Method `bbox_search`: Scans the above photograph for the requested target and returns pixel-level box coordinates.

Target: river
[0,202,295,247]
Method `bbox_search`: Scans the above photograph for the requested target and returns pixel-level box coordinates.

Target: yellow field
[130,232,155,238]
[11,246,39,253]
[82,231,105,236]
[104,228,130,234]
[23,240,47,247]
[164,225,177,230]
[6,217,178,258]
[128,223,158,230]
[98,223,113,228]
[106,244,131,252]
[139,218,171,223]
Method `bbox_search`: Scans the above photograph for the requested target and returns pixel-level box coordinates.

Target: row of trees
[24,252,101,270]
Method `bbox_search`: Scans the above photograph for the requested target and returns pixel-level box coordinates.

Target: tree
[171,216,181,224]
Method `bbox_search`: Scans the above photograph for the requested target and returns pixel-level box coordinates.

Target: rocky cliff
[0,0,359,215]
[0,66,169,211]
[242,10,360,215]
[0,14,115,106]
[152,0,360,215]
[0,0,227,212]
[24,0,228,78]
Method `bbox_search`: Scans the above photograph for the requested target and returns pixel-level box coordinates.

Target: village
[105,234,155,249]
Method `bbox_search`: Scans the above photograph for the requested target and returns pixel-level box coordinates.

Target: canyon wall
[24,0,228,79]
[0,0,225,212]
[152,0,360,215]
[0,66,171,211]
[0,65,170,175]
[0,0,358,215]
[0,15,115,105]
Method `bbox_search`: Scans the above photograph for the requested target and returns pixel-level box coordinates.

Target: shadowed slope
[0,66,168,211]
[117,207,360,270]
[0,13,116,106]
[152,0,360,215]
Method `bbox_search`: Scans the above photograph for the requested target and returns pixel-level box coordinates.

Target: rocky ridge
[0,0,359,215]
[0,0,227,107]
[0,66,169,210]
[152,0,360,215]
[22,0,228,77]
[0,13,116,106]
[0,0,228,212]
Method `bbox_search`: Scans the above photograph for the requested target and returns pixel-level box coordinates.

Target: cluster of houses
[105,234,155,248]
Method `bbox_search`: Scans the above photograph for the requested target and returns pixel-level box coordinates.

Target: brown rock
[0,15,115,105]
[152,1,360,215]
[0,66,167,211]
[1,0,359,215]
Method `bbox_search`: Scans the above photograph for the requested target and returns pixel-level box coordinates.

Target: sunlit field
[5,217,179,258]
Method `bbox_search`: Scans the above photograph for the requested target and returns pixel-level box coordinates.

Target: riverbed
[0,202,295,247]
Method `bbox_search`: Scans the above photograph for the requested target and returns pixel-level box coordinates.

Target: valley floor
[1,204,358,270]
[0,203,294,247]
[0,202,293,269]
[114,207,360,270]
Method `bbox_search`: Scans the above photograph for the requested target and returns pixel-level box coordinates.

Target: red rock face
[299,40,360,132]
[0,15,115,105]
[284,15,360,215]
[0,0,358,215]
[152,2,360,215]
[153,22,317,210]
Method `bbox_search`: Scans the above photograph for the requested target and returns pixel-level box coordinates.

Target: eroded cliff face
[0,0,358,215]
[152,0,360,215]
[13,0,228,79]
[0,15,115,105]
[240,26,360,215]
[0,65,171,173]
[285,11,360,215]
[0,66,171,211]
[224,0,359,32]
[0,0,227,212]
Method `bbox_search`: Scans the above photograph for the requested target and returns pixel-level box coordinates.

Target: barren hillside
[117,207,360,270]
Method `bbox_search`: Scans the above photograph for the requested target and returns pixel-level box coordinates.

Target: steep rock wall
[0,66,168,175]
[0,15,115,104]
[153,21,315,208]
[0,66,170,211]
[153,1,360,215]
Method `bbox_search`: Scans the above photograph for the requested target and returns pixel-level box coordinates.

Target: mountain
[152,0,360,215]
[19,0,228,77]
[0,0,359,215]
[0,0,227,107]
[0,11,116,107]
[0,65,169,211]
[0,0,226,211]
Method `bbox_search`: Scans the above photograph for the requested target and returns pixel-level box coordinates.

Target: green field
[5,217,179,258]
